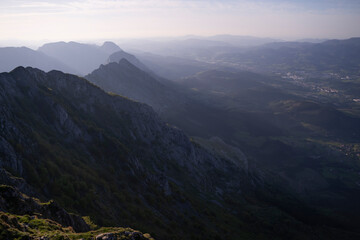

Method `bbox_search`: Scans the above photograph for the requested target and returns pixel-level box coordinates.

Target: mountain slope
[84,61,277,143]
[86,59,182,112]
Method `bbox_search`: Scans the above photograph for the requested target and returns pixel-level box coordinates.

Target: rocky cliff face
[0,66,256,239]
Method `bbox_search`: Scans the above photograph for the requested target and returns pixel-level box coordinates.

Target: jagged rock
[0,106,27,175]
[96,233,116,240]
[96,231,150,240]
[0,185,90,232]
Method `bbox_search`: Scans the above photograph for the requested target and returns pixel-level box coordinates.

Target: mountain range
[38,41,122,75]
[1,37,360,239]
[0,41,133,76]
[2,65,360,239]
[0,47,77,74]
[214,37,360,75]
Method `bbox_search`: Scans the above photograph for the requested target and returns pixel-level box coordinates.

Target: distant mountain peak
[98,58,136,71]
[108,50,152,73]
[38,41,122,75]
[86,59,179,113]
[100,41,122,54]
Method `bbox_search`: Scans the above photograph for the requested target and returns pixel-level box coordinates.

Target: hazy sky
[0,0,359,45]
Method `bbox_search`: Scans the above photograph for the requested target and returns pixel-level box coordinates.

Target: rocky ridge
[0,66,256,239]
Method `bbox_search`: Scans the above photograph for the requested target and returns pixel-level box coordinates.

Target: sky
[0,0,360,46]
